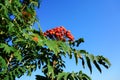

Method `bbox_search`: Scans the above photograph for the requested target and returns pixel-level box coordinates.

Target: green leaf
[11,70,16,79]
[57,72,66,80]
[100,56,111,67]
[97,56,111,69]
[85,53,95,73]
[76,38,84,47]
[30,1,39,6]
[47,65,54,79]
[0,3,9,18]
[78,71,83,79]
[93,60,102,73]
[63,72,69,80]
[82,73,92,80]
[19,67,26,74]
[47,60,54,79]
[16,68,21,77]
[38,60,41,69]
[68,73,74,80]
[70,38,84,47]
[79,50,87,54]
[73,50,78,65]
[36,75,48,80]
[71,71,75,79]
[4,76,9,80]
[88,54,94,61]
[59,41,71,55]
[45,40,60,55]
[0,56,7,71]
[0,43,15,54]
[37,36,45,46]
[14,50,22,61]
[81,58,85,68]
[85,55,92,74]
[103,57,111,67]
[78,71,91,80]
[8,22,15,33]
[27,68,32,76]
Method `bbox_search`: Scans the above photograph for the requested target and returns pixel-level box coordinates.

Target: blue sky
[17,0,120,80]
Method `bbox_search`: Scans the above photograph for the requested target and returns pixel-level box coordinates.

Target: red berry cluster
[44,26,74,41]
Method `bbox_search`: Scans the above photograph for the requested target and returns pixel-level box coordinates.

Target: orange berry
[49,31,53,35]
[33,36,38,42]
[55,33,59,36]
[52,31,55,34]
[66,33,71,37]
[58,28,61,32]
[69,36,74,41]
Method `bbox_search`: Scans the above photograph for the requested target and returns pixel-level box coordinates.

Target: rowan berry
[44,26,74,41]
[33,36,38,42]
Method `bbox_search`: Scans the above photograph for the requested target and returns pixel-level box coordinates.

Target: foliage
[0,0,111,80]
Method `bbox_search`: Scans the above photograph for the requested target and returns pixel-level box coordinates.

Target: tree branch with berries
[0,0,111,80]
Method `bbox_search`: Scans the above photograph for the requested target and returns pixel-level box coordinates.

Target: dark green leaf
[0,56,7,71]
[81,58,85,68]
[73,51,78,65]
[76,38,84,47]
[36,75,48,80]
[93,60,102,73]
[82,73,92,80]
[38,60,41,69]
[86,56,92,74]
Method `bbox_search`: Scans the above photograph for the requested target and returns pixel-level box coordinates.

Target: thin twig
[7,54,14,66]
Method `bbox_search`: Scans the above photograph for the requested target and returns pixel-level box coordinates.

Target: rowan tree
[0,0,111,80]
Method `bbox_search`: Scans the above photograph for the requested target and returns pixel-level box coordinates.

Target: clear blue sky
[17,0,120,80]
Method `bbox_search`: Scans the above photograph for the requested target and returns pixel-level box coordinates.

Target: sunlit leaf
[0,43,15,54]
[63,72,69,80]
[14,50,22,61]
[57,72,66,80]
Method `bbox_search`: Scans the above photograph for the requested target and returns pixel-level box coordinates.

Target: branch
[9,0,12,3]
[7,53,14,66]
